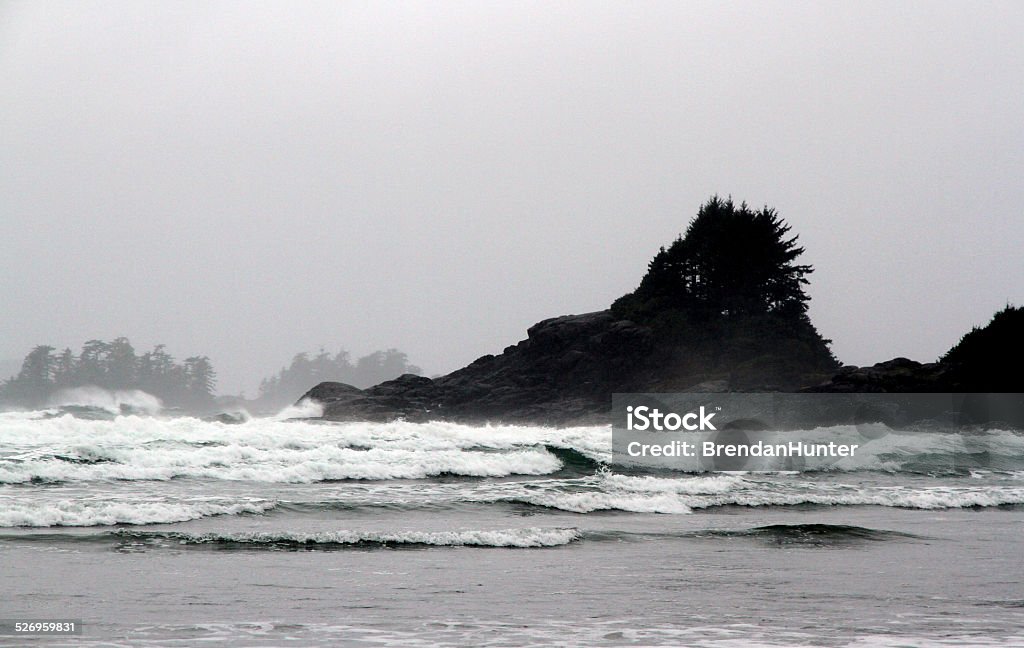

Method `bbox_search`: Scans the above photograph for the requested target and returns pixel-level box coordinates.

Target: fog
[2,1,1022,394]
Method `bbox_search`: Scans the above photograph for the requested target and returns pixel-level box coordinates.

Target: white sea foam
[686,485,1024,510]
[119,527,582,547]
[518,484,1024,513]
[586,473,1024,510]
[284,472,1024,514]
[0,446,563,483]
[0,412,608,456]
[511,491,694,514]
[619,424,1024,473]
[273,398,323,420]
[2,414,1023,516]
[0,498,275,527]
[0,415,577,482]
[499,474,748,513]
[599,473,748,494]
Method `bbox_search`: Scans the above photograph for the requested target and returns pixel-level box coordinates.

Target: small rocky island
[301,198,1023,425]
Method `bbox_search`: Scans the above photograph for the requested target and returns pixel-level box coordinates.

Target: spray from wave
[272,398,324,420]
[47,386,163,415]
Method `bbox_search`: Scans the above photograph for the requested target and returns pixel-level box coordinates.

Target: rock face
[301,309,837,425]
[304,311,656,425]
[802,358,953,393]
[301,306,1021,425]
[301,202,850,425]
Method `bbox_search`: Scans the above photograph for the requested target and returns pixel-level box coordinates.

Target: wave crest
[48,386,163,415]
[114,527,581,548]
[0,498,274,527]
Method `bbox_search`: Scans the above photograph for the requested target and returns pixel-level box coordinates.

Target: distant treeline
[0,338,216,410]
[1,339,423,413]
[254,348,421,410]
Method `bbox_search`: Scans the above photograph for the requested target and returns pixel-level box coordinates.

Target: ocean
[1,403,1023,647]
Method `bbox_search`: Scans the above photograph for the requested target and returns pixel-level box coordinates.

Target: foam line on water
[0,497,275,527]
[114,527,582,548]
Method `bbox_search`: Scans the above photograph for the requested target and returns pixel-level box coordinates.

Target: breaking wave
[113,527,581,548]
[2,411,1022,483]
[0,445,562,483]
[0,497,275,527]
[273,398,323,420]
[0,415,604,483]
[619,424,1024,474]
[47,386,163,415]
[688,523,921,545]
[1,413,1023,516]
[572,473,1024,511]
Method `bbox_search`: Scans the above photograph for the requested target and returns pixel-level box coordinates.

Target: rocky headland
[299,199,1022,426]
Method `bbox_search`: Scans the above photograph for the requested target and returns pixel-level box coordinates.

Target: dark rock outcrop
[298,223,1019,424]
[300,200,847,425]
[306,311,656,425]
[303,304,1024,424]
[301,309,838,425]
[802,358,952,393]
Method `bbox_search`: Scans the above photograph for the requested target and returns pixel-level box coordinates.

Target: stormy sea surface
[2,400,1023,647]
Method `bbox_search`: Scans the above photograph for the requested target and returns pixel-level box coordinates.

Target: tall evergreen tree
[106,337,138,389]
[0,339,221,411]
[255,347,420,409]
[630,196,813,319]
[355,349,422,387]
[75,339,110,387]
[7,345,56,406]
[184,356,217,406]
[52,348,77,389]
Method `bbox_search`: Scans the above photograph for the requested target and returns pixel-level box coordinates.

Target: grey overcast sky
[2,1,1022,394]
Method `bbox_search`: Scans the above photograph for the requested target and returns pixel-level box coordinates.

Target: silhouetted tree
[0,338,221,412]
[75,339,110,387]
[255,347,421,410]
[3,345,56,407]
[184,356,217,406]
[106,337,137,389]
[612,196,838,387]
[941,305,1024,391]
[356,349,421,387]
[52,348,77,389]
[627,196,812,319]
[138,344,175,395]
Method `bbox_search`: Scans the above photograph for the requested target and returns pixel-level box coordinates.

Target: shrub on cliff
[941,305,1024,390]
